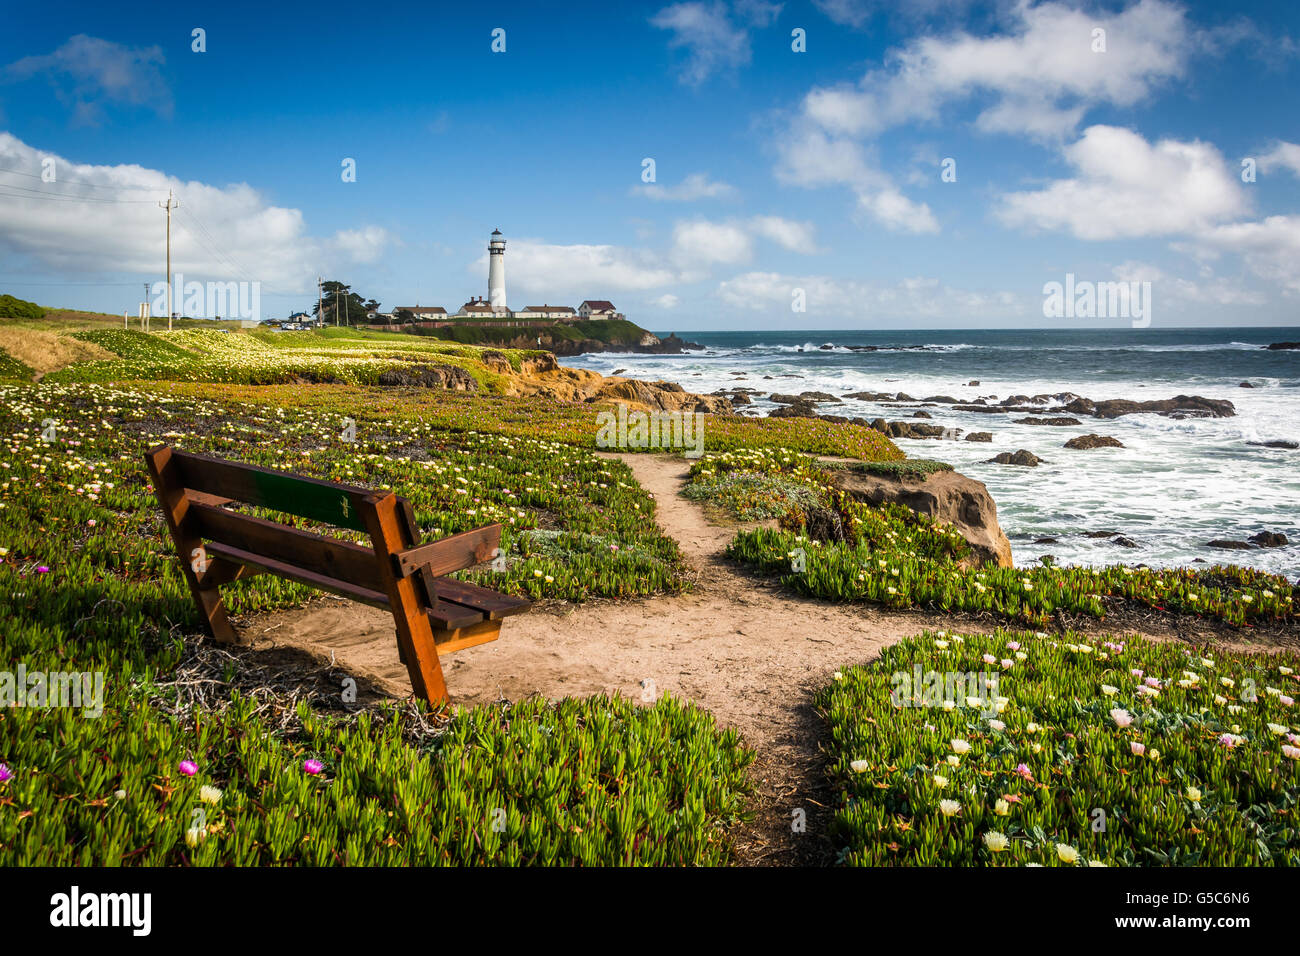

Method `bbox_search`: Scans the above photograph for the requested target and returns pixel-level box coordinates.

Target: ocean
[563,327,1300,576]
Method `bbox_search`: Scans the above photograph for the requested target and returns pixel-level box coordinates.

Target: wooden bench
[144,445,530,707]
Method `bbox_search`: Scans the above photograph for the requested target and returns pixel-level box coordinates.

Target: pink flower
[1005,641,1021,651]
[1130,669,1143,678]
[0,763,13,782]
[87,519,97,527]
[1280,696,1294,708]
[35,566,50,574]
[303,759,324,775]
[179,760,198,776]
[1001,793,1022,804]
[1015,763,1034,781]
[1144,677,1162,689]
[1130,742,1146,756]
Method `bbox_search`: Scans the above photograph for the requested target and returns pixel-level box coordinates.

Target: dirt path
[238,452,1237,864]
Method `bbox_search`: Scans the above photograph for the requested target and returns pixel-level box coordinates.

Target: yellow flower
[994,799,1010,816]
[1185,786,1202,802]
[1056,843,1079,864]
[950,739,971,754]
[933,775,949,788]
[184,827,205,848]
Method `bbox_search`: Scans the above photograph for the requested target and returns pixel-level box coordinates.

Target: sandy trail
[240,452,1232,863]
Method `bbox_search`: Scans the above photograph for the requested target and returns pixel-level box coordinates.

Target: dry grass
[0,327,114,374]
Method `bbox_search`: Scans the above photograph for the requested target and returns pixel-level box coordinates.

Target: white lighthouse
[488,228,507,311]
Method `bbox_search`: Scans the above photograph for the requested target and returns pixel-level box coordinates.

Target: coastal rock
[769,399,820,418]
[1248,531,1288,548]
[1206,539,1253,550]
[923,395,960,404]
[377,363,478,390]
[800,390,843,403]
[1114,536,1139,548]
[842,390,894,402]
[597,378,732,414]
[1239,381,1255,388]
[628,332,705,354]
[987,449,1044,467]
[1013,416,1082,426]
[965,432,994,442]
[1061,395,1235,419]
[834,468,1013,567]
[1265,342,1300,350]
[1065,434,1125,450]
[1084,530,1121,538]
[968,380,980,386]
[1248,440,1298,449]
[912,410,933,419]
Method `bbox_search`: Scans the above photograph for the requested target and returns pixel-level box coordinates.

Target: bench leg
[145,446,240,644]
[360,492,449,707]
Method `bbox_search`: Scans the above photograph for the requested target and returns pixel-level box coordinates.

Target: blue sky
[1,0,1299,329]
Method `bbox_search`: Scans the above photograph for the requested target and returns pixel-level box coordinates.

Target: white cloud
[1112,259,1266,305]
[651,3,753,85]
[472,240,678,295]
[776,129,938,233]
[0,133,390,291]
[5,35,173,125]
[1258,141,1300,178]
[653,293,680,308]
[997,125,1249,240]
[632,172,736,201]
[797,0,1191,146]
[747,215,819,252]
[1187,216,1300,295]
[650,1,781,84]
[671,219,753,266]
[717,270,1025,319]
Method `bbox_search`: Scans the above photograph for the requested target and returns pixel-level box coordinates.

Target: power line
[0,166,169,193]
[0,182,157,204]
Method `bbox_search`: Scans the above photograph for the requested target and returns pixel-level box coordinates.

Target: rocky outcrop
[1013,416,1081,426]
[630,332,705,354]
[965,432,993,442]
[1065,434,1125,450]
[1249,440,1298,449]
[1060,395,1235,419]
[596,378,732,414]
[1249,531,1289,548]
[987,450,1044,466]
[1266,342,1300,350]
[377,363,478,390]
[834,468,1014,568]
[769,399,820,418]
[1207,539,1253,550]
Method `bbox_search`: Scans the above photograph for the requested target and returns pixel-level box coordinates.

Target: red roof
[580,300,616,311]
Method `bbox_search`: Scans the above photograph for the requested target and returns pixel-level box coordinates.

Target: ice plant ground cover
[818,629,1300,865]
[698,449,1296,629]
[0,380,754,864]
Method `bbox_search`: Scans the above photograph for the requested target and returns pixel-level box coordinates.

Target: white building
[578,299,619,320]
[488,229,507,311]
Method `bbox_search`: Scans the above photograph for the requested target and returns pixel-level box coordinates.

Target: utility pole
[158,190,179,330]
[318,276,324,328]
[143,283,150,330]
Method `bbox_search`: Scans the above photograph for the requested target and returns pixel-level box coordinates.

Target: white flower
[184,827,206,848]
[199,785,223,804]
[1056,843,1079,864]
[1101,684,1119,696]
[1185,786,1202,802]
[933,775,949,788]
[1267,723,1289,735]
[939,799,960,817]
[983,831,1010,852]
[850,759,869,773]
[993,799,1010,816]
[951,739,972,754]
[988,719,1005,732]
[1110,708,1133,728]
